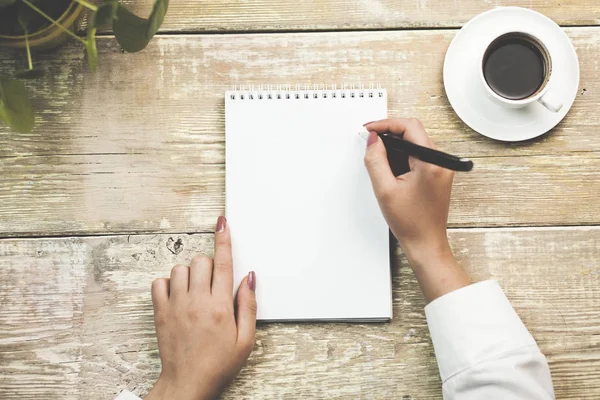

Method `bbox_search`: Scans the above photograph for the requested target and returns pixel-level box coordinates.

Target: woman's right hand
[363,118,469,302]
[364,118,454,261]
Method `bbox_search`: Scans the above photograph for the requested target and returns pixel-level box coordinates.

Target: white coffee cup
[479,31,563,112]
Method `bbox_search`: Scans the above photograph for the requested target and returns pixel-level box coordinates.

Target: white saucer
[443,7,580,142]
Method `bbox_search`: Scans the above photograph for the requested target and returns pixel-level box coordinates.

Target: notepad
[225,87,391,321]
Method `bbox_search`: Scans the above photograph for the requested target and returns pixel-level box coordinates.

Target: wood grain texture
[114,0,600,32]
[1,29,599,236]
[0,227,599,399]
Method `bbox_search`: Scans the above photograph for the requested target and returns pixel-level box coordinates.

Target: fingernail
[216,216,226,233]
[363,121,375,127]
[367,131,378,147]
[248,271,256,291]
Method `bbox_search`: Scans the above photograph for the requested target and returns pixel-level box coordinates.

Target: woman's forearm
[404,240,470,304]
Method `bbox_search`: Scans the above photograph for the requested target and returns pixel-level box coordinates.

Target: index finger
[364,118,435,148]
[212,216,234,298]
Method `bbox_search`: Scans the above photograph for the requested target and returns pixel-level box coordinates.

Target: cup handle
[538,89,563,113]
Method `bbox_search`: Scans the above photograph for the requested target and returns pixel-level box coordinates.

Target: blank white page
[225,88,391,321]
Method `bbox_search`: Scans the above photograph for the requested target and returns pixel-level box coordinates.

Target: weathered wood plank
[116,0,600,32]
[1,151,600,237]
[1,29,599,236]
[0,239,85,398]
[1,227,599,399]
[3,29,598,157]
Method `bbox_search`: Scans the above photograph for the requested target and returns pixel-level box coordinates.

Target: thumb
[364,131,395,197]
[236,272,257,353]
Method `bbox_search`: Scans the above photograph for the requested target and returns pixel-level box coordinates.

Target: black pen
[376,132,474,172]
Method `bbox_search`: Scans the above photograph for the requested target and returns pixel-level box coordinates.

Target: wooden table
[1,1,599,399]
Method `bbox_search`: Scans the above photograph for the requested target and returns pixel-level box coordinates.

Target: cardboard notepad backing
[225,88,391,321]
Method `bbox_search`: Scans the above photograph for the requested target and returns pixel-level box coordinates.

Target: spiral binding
[227,84,385,100]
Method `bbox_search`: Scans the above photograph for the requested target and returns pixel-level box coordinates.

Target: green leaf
[113,4,150,53]
[15,68,45,79]
[91,1,119,27]
[147,0,169,39]
[113,0,169,53]
[85,2,118,72]
[0,78,34,133]
[0,0,16,8]
[86,27,98,72]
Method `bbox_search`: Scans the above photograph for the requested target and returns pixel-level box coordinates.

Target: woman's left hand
[145,216,257,400]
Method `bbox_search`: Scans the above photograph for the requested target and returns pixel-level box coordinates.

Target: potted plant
[0,0,169,133]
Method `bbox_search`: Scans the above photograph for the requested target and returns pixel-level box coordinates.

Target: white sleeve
[114,390,142,400]
[425,280,555,400]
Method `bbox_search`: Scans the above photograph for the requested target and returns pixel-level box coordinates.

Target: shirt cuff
[425,280,537,383]
[114,390,142,400]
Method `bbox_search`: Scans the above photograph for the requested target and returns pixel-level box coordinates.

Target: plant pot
[0,2,85,51]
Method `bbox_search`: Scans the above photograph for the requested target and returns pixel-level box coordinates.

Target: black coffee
[483,35,546,100]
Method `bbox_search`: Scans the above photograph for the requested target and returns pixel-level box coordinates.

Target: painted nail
[363,121,376,127]
[367,131,378,147]
[248,271,256,291]
[216,216,227,233]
